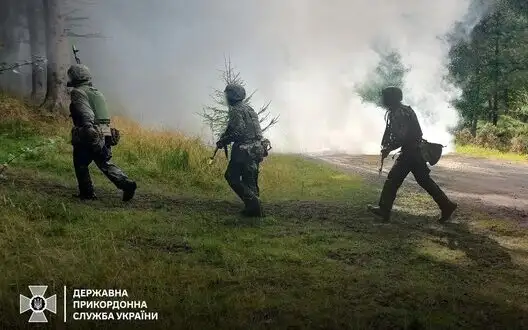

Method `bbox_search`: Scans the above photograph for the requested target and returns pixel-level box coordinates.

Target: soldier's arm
[70,89,95,127]
[219,108,245,145]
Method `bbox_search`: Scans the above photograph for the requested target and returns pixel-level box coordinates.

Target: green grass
[455,144,528,162]
[1,95,527,329]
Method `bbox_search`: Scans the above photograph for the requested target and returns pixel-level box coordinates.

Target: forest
[449,0,528,153]
[1,0,528,153]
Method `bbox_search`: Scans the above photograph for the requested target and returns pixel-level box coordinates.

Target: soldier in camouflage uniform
[216,84,267,217]
[367,86,457,222]
[67,64,137,201]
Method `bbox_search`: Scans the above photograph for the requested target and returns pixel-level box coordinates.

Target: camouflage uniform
[368,87,457,222]
[217,84,266,217]
[68,64,137,201]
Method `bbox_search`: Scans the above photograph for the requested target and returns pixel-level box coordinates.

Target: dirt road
[315,153,528,219]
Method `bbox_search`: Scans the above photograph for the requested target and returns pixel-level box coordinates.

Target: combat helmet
[224,84,246,105]
[381,86,403,107]
[67,64,92,85]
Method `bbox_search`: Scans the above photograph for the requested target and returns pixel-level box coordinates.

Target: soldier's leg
[368,156,411,221]
[93,145,137,201]
[410,160,457,222]
[254,162,260,197]
[379,156,411,210]
[224,159,246,202]
[72,145,96,199]
[240,160,263,216]
[225,159,261,214]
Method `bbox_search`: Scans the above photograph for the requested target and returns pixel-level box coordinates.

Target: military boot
[439,201,457,223]
[122,181,137,202]
[367,204,390,222]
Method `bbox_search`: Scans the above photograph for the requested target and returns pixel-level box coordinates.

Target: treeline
[2,0,528,152]
[357,0,528,153]
[449,0,528,152]
[0,0,96,112]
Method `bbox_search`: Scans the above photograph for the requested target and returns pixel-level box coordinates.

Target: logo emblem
[20,285,57,323]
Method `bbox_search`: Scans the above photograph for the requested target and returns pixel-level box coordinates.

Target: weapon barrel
[210,147,219,159]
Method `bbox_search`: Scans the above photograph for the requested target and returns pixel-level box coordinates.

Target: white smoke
[256,0,474,154]
[73,0,483,155]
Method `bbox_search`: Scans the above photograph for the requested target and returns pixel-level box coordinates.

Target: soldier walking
[367,86,457,222]
[67,64,137,201]
[216,84,268,217]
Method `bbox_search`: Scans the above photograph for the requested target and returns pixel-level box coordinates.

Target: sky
[72,0,489,154]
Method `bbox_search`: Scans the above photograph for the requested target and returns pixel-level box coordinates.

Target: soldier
[67,64,137,201]
[216,83,267,217]
[367,86,457,222]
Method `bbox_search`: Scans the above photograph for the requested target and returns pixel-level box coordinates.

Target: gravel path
[314,153,528,220]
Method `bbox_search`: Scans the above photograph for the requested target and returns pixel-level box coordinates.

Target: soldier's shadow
[7,172,517,269]
[394,209,514,269]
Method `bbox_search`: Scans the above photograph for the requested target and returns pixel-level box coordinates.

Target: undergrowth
[0,94,527,329]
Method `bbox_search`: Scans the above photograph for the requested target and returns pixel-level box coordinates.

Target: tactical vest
[76,85,110,125]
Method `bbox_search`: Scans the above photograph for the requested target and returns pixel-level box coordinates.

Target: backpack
[420,139,444,166]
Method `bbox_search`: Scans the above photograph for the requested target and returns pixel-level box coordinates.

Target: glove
[216,140,225,149]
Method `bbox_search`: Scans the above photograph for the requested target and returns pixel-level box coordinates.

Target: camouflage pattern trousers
[224,158,260,205]
[379,149,451,212]
[72,142,134,196]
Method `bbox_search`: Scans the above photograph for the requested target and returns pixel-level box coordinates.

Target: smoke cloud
[74,0,481,154]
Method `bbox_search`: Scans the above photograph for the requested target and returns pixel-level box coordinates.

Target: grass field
[1,95,527,329]
[455,144,528,162]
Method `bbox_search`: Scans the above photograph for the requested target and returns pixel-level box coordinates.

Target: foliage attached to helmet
[67,64,92,87]
[381,86,403,108]
[224,84,246,106]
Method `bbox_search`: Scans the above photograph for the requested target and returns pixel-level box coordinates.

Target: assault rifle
[72,45,81,64]
[208,145,229,165]
[378,153,385,176]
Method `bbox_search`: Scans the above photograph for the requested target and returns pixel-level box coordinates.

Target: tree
[200,57,279,143]
[356,50,409,106]
[448,0,528,130]
[0,0,27,93]
[26,0,46,99]
[41,0,70,112]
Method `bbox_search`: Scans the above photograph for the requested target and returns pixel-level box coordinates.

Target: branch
[67,32,106,39]
[262,115,280,133]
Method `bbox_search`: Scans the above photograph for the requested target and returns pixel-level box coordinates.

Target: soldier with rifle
[367,86,457,222]
[67,45,137,201]
[215,83,271,217]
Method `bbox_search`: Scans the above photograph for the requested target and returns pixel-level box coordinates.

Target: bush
[454,128,474,145]
[510,135,528,154]
[475,123,508,150]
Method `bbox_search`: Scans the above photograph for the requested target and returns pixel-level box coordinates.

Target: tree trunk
[26,0,44,100]
[492,96,499,125]
[471,62,481,137]
[491,12,500,126]
[41,0,70,113]
[503,88,509,114]
[471,116,478,136]
[488,98,493,122]
[0,0,23,94]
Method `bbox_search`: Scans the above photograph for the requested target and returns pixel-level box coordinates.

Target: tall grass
[1,94,527,329]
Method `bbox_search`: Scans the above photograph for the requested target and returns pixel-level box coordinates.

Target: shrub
[510,135,528,154]
[454,128,474,145]
[475,123,507,150]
